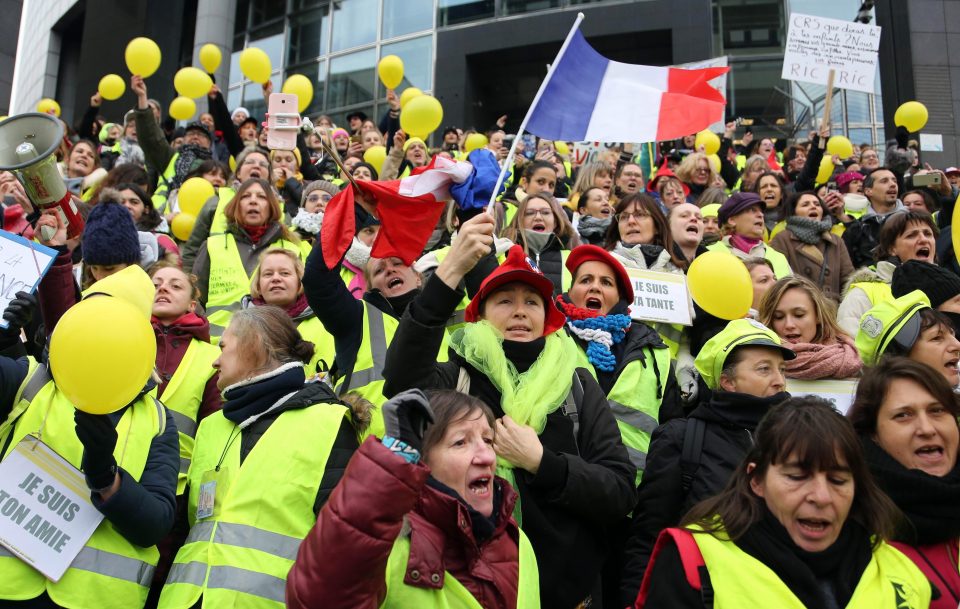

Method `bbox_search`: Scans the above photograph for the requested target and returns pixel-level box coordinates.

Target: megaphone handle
[39,225,56,242]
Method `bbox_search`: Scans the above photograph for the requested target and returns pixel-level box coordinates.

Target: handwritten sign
[626,268,692,326]
[572,142,623,167]
[786,378,858,415]
[0,231,56,329]
[0,437,103,581]
[781,13,881,94]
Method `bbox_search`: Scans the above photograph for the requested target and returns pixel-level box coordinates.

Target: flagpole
[486,12,585,209]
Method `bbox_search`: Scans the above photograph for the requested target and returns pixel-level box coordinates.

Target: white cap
[231,107,250,120]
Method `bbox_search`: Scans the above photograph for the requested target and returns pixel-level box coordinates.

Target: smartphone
[349,135,361,144]
[913,173,942,187]
[266,93,300,150]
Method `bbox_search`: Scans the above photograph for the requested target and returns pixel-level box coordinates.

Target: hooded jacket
[152,312,222,421]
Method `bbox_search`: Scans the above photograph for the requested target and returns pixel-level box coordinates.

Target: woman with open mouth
[750,171,786,234]
[768,191,854,302]
[707,192,792,280]
[636,396,931,608]
[849,358,960,608]
[501,192,580,295]
[838,210,939,336]
[575,186,615,245]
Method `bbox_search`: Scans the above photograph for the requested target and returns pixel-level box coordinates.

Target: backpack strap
[561,371,583,452]
[680,417,707,495]
[635,528,707,608]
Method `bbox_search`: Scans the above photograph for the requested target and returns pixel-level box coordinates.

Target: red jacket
[890,539,960,609]
[151,312,221,420]
[287,437,522,609]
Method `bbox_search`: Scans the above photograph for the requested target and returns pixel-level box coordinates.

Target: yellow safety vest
[691,527,930,608]
[0,364,165,609]
[153,154,179,214]
[381,527,541,608]
[0,356,41,448]
[159,402,349,609]
[208,187,236,236]
[159,338,221,494]
[850,281,893,309]
[706,240,793,279]
[296,315,336,378]
[204,232,308,340]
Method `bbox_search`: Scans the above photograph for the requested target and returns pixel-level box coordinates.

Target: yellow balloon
[239,47,272,84]
[894,101,928,132]
[464,133,488,153]
[50,297,156,414]
[169,96,196,121]
[687,251,752,320]
[36,98,60,117]
[952,192,960,269]
[171,212,197,241]
[695,130,721,155]
[174,67,213,99]
[554,141,570,155]
[378,55,404,90]
[400,95,443,138]
[177,177,215,216]
[816,157,835,185]
[125,37,162,78]
[282,74,314,113]
[199,43,222,74]
[826,136,854,159]
[363,145,387,174]
[707,153,721,174]
[399,87,422,110]
[98,74,125,100]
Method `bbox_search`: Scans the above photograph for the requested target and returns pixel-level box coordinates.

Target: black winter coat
[382,274,637,609]
[618,390,791,606]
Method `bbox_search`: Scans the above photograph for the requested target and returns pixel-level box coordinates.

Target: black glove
[381,389,435,454]
[896,125,910,149]
[74,410,119,491]
[1,291,36,337]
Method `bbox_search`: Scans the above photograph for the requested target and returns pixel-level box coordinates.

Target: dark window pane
[331,0,378,52]
[243,81,268,119]
[502,0,560,16]
[328,48,377,108]
[289,7,329,64]
[251,0,285,27]
[383,0,432,38]
[438,0,494,26]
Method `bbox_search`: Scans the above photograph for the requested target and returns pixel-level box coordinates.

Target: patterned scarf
[786,215,834,245]
[555,294,631,372]
[171,144,212,190]
[577,215,611,243]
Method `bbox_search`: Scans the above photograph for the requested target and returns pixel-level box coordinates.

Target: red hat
[565,244,634,304]
[647,163,690,197]
[464,245,567,336]
[3,205,34,240]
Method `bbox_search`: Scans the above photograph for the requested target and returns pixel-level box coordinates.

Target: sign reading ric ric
[781,13,881,94]
[626,268,692,326]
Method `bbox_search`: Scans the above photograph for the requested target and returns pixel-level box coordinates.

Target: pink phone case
[266,93,300,150]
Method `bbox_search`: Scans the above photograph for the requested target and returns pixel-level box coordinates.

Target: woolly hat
[403,137,426,153]
[836,171,865,193]
[718,192,763,225]
[82,202,141,267]
[231,106,250,121]
[184,121,212,142]
[331,128,350,140]
[565,244,634,304]
[891,260,960,310]
[464,244,567,336]
[301,180,339,207]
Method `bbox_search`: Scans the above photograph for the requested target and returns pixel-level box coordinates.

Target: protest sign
[0,436,103,581]
[786,378,858,415]
[0,230,56,329]
[782,13,881,94]
[572,141,622,167]
[626,268,692,326]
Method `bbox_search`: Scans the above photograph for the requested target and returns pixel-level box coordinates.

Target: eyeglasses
[523,208,552,218]
[243,160,270,169]
[695,166,710,173]
[307,193,332,202]
[615,211,651,222]
[620,171,643,179]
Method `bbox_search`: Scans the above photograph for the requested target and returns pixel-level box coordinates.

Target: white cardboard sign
[786,378,859,415]
[782,13,881,94]
[0,437,103,582]
[626,268,692,326]
[0,230,57,329]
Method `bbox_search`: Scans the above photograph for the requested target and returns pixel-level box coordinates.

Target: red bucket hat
[464,245,567,336]
[647,163,690,197]
[565,244,634,304]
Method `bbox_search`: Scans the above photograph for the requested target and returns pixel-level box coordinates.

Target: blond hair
[758,275,848,345]
[249,248,305,299]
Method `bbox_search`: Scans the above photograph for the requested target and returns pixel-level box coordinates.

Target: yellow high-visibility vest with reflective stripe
[296,315,336,378]
[0,363,164,609]
[0,356,40,448]
[208,187,236,236]
[153,154,180,214]
[159,338,221,494]
[159,402,348,609]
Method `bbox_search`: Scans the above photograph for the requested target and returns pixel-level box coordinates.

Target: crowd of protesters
[0,68,958,609]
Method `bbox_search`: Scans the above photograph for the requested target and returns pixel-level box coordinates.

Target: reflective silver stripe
[609,400,659,435]
[205,302,243,315]
[344,366,383,389]
[341,307,388,392]
[21,364,52,402]
[185,520,216,544]
[206,565,287,604]
[166,560,208,587]
[626,445,647,471]
[69,546,155,587]
[180,457,191,474]
[153,397,167,436]
[213,522,302,560]
[168,408,198,438]
[655,322,683,344]
[446,309,466,326]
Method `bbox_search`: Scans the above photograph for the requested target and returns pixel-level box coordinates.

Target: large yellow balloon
[50,297,156,414]
[282,74,314,113]
[378,55,404,89]
[554,141,570,156]
[98,74,125,100]
[125,37,162,78]
[199,43,222,74]
[171,213,197,241]
[826,136,854,159]
[816,157,835,185]
[36,98,60,117]
[707,153,721,174]
[363,145,387,174]
[399,87,422,110]
[464,133,488,153]
[695,130,720,155]
[239,47,272,84]
[894,101,928,132]
[174,67,213,99]
[177,177,215,216]
[169,96,196,121]
[687,251,752,320]
[400,95,443,138]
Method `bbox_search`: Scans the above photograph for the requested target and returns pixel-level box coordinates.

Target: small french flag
[526,29,729,143]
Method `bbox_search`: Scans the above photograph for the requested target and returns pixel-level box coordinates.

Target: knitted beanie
[891,260,960,309]
[300,180,340,207]
[82,202,141,266]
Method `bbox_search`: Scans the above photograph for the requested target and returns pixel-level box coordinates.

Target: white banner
[786,378,859,415]
[626,268,692,326]
[782,13,881,94]
[0,231,57,329]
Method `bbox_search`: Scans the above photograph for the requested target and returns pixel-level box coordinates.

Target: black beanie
[82,202,141,267]
[891,260,960,309]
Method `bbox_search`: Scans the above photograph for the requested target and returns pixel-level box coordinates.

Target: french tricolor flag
[525,27,729,143]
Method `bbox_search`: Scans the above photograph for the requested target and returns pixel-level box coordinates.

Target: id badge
[197,468,230,520]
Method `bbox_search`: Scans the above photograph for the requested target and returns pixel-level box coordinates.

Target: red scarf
[252,292,309,318]
[784,335,862,380]
[242,223,270,244]
[730,233,761,255]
